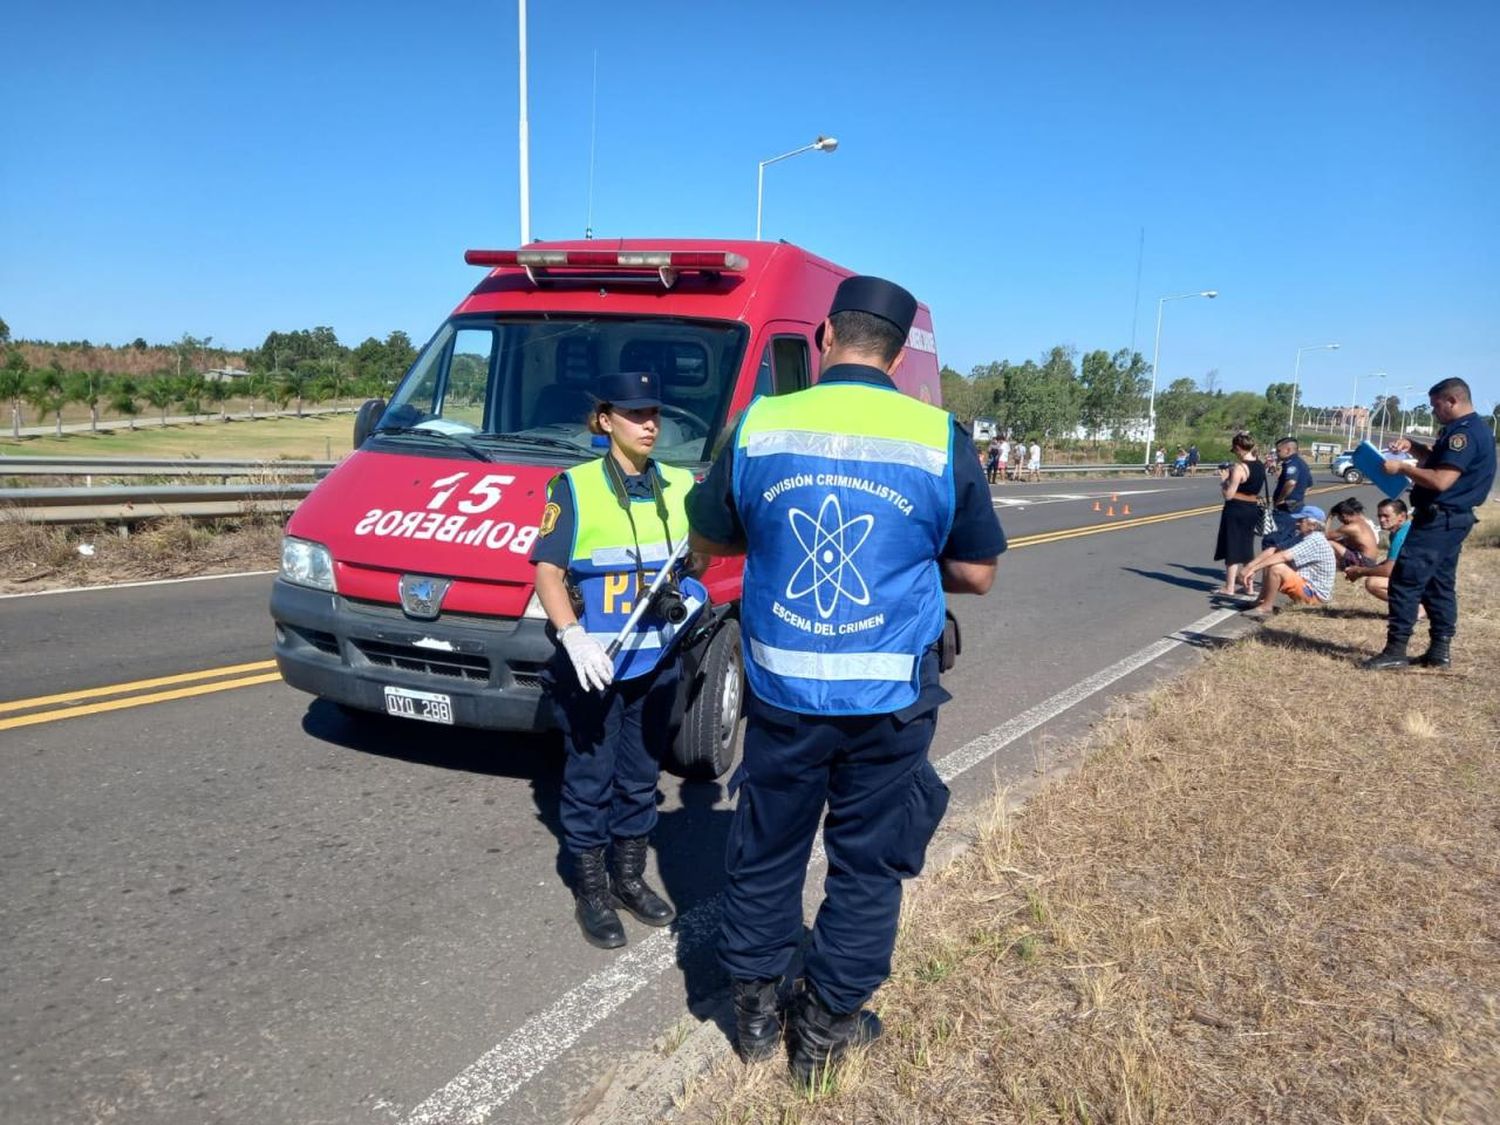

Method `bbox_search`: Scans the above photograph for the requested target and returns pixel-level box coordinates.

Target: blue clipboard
[1352,440,1411,499]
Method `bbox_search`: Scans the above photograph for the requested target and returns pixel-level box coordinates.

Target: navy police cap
[815,274,918,349]
[594,371,662,409]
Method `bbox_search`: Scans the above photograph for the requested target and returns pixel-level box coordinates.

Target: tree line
[939,344,1434,454]
[0,318,417,439]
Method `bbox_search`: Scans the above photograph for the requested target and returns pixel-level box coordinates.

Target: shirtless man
[1326,497,1379,571]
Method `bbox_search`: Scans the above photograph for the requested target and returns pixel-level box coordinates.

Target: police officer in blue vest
[1364,377,1496,670]
[687,276,1006,1083]
[1263,436,1311,548]
[531,371,707,947]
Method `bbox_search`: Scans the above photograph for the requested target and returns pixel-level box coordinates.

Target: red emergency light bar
[464,248,748,271]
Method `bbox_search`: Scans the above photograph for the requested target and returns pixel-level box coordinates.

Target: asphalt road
[1,473,1385,1124]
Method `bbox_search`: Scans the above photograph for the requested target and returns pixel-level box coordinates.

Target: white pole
[1288,349,1303,432]
[1145,297,1166,467]
[756,161,766,241]
[517,0,531,245]
[1348,374,1359,447]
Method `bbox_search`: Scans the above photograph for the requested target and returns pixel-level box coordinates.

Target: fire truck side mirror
[353,399,386,449]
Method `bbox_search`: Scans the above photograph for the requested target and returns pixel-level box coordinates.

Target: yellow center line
[1,484,1348,732]
[0,659,278,715]
[1008,483,1344,549]
[0,673,286,732]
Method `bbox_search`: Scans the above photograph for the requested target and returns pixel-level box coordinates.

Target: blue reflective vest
[731,382,956,715]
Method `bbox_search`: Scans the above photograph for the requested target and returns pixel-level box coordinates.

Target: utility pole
[517,0,531,244]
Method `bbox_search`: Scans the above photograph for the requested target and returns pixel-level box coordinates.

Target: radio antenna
[585,50,598,239]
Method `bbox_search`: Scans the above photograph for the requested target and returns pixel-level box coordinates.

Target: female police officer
[530,370,705,948]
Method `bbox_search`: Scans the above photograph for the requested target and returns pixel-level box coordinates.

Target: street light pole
[1361,371,1387,443]
[517,0,531,244]
[756,135,838,240]
[1145,289,1218,467]
[1385,384,1414,446]
[1287,342,1340,432]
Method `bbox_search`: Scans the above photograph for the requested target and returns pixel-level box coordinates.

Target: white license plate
[382,686,454,725]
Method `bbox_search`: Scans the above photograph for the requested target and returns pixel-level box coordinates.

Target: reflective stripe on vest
[557,457,697,680]
[732,381,955,715]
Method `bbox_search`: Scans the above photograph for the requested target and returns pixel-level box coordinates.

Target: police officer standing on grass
[1263,436,1311,549]
[686,276,1006,1084]
[1364,377,1496,671]
[530,371,707,947]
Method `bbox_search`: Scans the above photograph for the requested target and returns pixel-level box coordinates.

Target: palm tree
[65,370,103,433]
[27,370,65,436]
[243,370,268,420]
[177,373,206,424]
[110,377,141,431]
[0,351,29,439]
[142,376,175,426]
[204,377,230,422]
[279,367,311,418]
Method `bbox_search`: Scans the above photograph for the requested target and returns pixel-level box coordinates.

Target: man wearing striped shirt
[1237,504,1336,620]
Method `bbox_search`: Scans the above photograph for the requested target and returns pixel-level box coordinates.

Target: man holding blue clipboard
[1364,377,1496,670]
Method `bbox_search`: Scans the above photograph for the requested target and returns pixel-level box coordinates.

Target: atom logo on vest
[785,493,874,619]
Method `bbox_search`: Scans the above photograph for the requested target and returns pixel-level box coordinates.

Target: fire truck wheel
[667,619,743,780]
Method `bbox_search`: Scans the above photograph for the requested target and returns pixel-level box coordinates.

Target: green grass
[0,413,355,461]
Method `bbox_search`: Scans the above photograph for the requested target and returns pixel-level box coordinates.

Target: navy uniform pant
[719,695,950,1016]
[1386,513,1475,644]
[549,656,678,855]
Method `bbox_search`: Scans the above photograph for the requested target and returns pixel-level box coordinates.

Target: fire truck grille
[353,639,490,682]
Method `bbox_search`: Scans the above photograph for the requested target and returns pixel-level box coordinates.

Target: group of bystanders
[983,436,1040,484]
[1210,378,1494,668]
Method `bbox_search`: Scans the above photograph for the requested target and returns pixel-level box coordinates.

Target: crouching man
[1237,505,1336,620]
[1344,497,1413,606]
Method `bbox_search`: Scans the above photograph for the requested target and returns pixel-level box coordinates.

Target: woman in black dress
[1213,432,1265,596]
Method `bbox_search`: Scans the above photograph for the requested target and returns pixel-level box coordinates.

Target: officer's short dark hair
[1276,436,1298,450]
[828,310,905,364]
[1428,376,1471,400]
[1331,497,1364,520]
[1377,496,1408,515]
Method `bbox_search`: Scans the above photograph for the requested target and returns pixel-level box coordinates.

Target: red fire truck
[270,239,942,777]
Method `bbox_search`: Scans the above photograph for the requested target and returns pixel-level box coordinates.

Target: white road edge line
[0,569,277,600]
[401,607,1239,1125]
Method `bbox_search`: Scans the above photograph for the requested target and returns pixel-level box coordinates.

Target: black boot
[786,984,883,1087]
[1362,640,1410,671]
[731,978,782,1063]
[573,847,626,949]
[1415,636,1452,668]
[609,836,675,926]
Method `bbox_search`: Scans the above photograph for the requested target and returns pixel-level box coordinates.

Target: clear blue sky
[2,0,1495,412]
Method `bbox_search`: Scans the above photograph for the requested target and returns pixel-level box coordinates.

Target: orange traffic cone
[1111,492,1119,502]
[1106,505,1116,517]
[1122,503,1132,515]
[1092,500,1101,512]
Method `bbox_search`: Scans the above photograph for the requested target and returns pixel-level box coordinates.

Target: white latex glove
[559,625,614,693]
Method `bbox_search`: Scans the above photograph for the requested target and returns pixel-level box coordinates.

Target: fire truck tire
[667,619,743,780]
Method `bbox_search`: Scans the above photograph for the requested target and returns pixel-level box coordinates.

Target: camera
[650,580,689,625]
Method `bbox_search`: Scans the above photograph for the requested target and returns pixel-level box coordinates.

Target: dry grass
[0,512,284,593]
[680,529,1500,1124]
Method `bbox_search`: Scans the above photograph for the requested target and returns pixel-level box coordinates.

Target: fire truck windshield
[373,314,750,466]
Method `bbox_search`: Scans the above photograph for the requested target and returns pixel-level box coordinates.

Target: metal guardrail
[0,459,1165,526]
[0,456,336,478]
[0,483,316,524]
[1032,463,1160,475]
